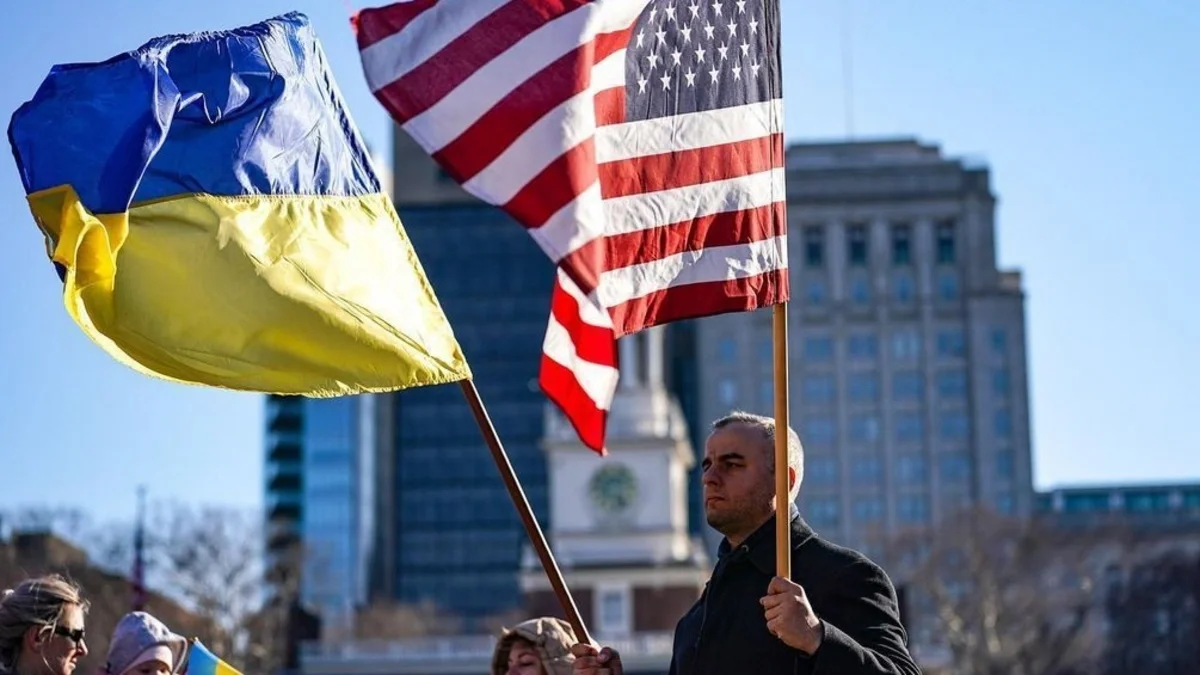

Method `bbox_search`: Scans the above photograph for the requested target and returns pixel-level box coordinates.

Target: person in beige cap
[103,613,187,675]
[490,617,577,675]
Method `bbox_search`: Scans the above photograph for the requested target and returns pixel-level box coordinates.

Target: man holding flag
[572,412,920,674]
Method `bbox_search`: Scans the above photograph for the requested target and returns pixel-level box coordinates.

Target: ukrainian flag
[7,12,470,395]
[184,640,239,675]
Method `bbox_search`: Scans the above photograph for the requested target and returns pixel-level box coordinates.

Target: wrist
[803,619,825,655]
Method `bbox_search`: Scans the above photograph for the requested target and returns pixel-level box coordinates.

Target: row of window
[792,368,1011,405]
[718,327,1010,365]
[804,490,1017,528]
[795,409,1014,446]
[802,221,957,268]
[397,486,548,525]
[398,530,520,567]
[805,450,1016,486]
[803,271,960,307]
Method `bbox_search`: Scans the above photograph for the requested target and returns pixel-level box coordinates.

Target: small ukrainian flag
[7,12,470,396]
[183,640,240,675]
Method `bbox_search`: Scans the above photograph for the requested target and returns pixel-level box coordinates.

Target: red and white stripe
[357,0,788,453]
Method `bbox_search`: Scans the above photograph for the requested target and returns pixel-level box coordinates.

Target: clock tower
[520,326,711,642]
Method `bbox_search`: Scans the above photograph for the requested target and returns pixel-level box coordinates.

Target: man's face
[701,423,775,537]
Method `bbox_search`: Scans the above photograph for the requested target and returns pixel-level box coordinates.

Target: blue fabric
[8,11,379,214]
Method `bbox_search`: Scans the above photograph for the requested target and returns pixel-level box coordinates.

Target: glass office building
[265,395,381,633]
[387,200,556,626]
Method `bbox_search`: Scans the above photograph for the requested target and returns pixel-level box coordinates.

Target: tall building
[692,138,1035,555]
[264,395,386,634]
[379,131,559,626]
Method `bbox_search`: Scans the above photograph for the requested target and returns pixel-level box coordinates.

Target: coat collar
[717,503,817,576]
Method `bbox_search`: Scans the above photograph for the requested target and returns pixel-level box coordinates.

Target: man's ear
[788,466,796,490]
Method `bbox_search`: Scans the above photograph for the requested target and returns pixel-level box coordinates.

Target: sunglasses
[53,626,86,646]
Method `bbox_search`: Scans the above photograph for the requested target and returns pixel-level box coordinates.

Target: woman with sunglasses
[0,575,90,675]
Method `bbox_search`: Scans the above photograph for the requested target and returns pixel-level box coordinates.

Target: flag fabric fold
[8,11,470,396]
[184,640,241,675]
[355,0,789,452]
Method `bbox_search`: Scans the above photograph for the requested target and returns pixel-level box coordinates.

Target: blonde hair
[0,575,89,672]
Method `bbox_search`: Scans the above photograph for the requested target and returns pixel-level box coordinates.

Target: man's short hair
[711,410,804,502]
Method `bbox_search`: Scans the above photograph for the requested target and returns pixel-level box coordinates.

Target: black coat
[669,513,920,674]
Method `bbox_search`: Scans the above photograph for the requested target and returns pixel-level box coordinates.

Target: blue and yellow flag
[183,640,240,675]
[7,12,469,395]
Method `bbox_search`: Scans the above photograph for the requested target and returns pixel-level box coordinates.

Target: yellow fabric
[27,185,470,394]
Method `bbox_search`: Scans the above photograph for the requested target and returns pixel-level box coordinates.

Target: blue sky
[0,0,1195,523]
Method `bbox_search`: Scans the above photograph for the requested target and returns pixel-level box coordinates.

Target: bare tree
[142,502,270,669]
[1103,549,1200,675]
[354,599,464,639]
[889,507,1129,675]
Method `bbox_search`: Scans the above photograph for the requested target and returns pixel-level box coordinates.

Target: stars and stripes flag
[356,0,789,453]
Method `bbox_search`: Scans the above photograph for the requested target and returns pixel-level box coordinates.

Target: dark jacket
[669,512,920,675]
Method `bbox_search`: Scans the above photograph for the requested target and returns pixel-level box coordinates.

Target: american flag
[356,0,789,453]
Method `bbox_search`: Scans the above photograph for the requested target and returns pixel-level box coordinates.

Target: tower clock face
[588,463,638,516]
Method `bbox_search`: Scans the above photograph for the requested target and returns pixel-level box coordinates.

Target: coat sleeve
[805,560,921,675]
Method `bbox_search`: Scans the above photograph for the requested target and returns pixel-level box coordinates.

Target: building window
[848,224,868,266]
[936,220,956,264]
[939,452,972,482]
[848,372,879,403]
[718,379,737,407]
[849,415,880,443]
[892,272,915,304]
[936,329,965,358]
[891,223,912,265]
[808,456,839,485]
[807,498,839,527]
[851,455,883,485]
[897,455,927,484]
[803,417,836,445]
[804,226,825,267]
[717,337,737,364]
[804,336,834,361]
[995,492,1015,515]
[937,272,959,301]
[994,409,1012,439]
[848,276,871,305]
[848,333,878,360]
[895,412,924,442]
[854,497,885,523]
[991,328,1007,354]
[806,279,826,305]
[758,338,773,365]
[996,450,1014,479]
[898,495,931,524]
[596,586,631,636]
[937,370,968,400]
[801,375,835,404]
[759,382,773,411]
[892,371,923,401]
[939,411,970,440]
[892,329,921,360]
[992,369,1010,396]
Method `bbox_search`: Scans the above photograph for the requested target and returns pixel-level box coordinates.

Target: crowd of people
[1,412,922,675]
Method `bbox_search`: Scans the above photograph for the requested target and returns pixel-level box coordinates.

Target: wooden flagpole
[459,380,593,646]
[772,303,791,578]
